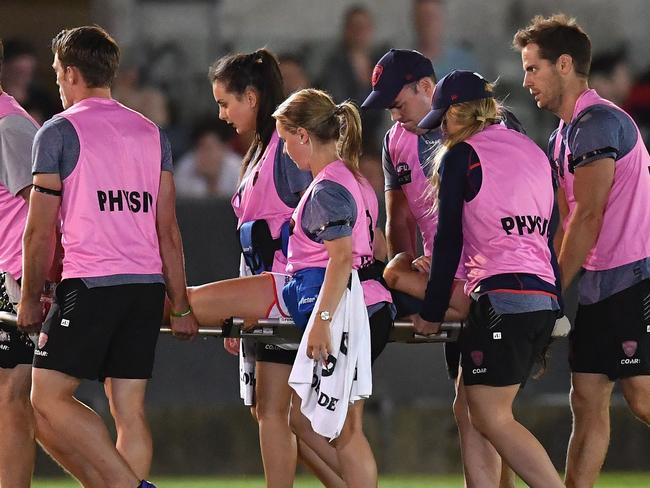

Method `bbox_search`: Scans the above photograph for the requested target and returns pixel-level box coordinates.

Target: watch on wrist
[319,310,331,322]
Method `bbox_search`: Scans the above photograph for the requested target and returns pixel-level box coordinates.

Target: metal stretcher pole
[0,312,462,344]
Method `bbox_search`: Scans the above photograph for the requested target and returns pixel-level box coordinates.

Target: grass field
[31,473,650,487]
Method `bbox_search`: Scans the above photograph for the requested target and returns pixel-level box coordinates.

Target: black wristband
[34,185,62,197]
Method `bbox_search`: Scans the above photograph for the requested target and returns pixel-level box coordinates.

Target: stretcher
[0,311,462,344]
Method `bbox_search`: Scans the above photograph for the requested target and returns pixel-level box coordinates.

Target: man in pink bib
[17,26,197,488]
[515,14,650,487]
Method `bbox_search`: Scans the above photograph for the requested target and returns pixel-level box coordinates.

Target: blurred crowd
[3,0,650,201]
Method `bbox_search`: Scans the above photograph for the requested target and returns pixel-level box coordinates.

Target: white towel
[238,255,257,406]
[289,270,372,440]
[239,338,257,406]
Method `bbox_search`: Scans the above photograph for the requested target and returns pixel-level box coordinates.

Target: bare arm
[17,174,60,332]
[558,158,615,290]
[156,171,198,338]
[385,189,417,258]
[306,236,353,364]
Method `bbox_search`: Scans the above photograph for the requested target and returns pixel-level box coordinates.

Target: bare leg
[0,365,35,488]
[620,375,650,426]
[333,401,377,488]
[255,361,296,488]
[454,376,502,488]
[31,368,139,488]
[34,407,105,486]
[383,252,469,321]
[105,378,152,480]
[188,275,278,325]
[565,373,614,488]
[465,384,563,488]
[297,440,346,488]
[290,396,345,488]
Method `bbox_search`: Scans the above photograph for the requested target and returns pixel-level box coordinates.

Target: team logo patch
[470,350,483,367]
[396,162,412,185]
[622,340,638,358]
[371,64,384,87]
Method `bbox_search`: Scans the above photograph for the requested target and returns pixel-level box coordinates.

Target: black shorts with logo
[0,273,34,368]
[255,342,298,365]
[460,295,555,387]
[570,279,650,381]
[33,279,165,381]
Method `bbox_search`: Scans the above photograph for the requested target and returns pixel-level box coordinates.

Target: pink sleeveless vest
[0,93,39,278]
[552,89,650,271]
[287,161,391,307]
[387,123,438,255]
[59,98,162,279]
[231,130,294,272]
[462,124,556,294]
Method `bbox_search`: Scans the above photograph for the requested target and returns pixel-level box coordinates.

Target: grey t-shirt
[31,115,173,288]
[0,114,37,195]
[301,180,357,243]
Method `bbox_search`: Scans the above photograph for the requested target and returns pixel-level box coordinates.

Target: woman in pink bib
[415,71,563,488]
[193,49,346,488]
[171,89,392,486]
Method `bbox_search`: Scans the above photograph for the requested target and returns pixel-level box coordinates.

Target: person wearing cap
[413,70,563,487]
[514,15,650,487]
[362,49,516,488]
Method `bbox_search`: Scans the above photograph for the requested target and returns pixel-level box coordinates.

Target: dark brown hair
[51,25,120,88]
[513,14,591,78]
[273,89,363,177]
[209,48,284,178]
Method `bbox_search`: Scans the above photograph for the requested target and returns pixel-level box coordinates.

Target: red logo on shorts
[470,350,484,367]
[371,64,384,87]
[622,340,638,358]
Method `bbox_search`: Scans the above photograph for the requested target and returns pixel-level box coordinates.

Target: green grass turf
[31,473,650,487]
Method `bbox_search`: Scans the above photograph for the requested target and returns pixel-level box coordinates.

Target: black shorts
[444,342,461,380]
[570,279,650,381]
[0,273,34,368]
[460,296,555,387]
[255,342,297,365]
[33,279,165,381]
[369,304,393,364]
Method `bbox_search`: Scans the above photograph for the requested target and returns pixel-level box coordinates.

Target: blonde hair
[428,88,503,211]
[272,88,363,176]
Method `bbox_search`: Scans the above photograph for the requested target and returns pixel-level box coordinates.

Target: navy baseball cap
[361,49,435,109]
[418,70,493,130]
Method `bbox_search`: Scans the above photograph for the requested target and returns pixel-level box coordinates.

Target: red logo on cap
[371,64,384,87]
[451,94,459,101]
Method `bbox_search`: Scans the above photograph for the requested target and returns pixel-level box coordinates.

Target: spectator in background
[412,0,481,77]
[174,117,240,198]
[113,62,170,128]
[626,68,650,145]
[278,53,311,96]
[590,47,633,107]
[0,39,58,123]
[318,5,387,151]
